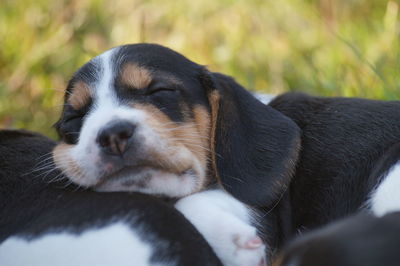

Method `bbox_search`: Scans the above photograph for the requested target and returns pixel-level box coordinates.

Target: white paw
[233,233,266,266]
[175,190,267,266]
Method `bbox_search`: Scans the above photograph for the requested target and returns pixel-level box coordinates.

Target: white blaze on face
[65,48,153,186]
[54,47,205,197]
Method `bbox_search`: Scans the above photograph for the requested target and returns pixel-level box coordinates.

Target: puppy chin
[94,168,201,197]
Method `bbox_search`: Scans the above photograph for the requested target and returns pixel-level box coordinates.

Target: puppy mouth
[94,164,196,190]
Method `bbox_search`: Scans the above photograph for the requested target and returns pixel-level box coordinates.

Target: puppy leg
[175,190,266,266]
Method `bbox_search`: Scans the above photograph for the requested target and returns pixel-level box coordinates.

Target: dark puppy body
[270,93,400,234]
[0,130,221,266]
[276,212,400,266]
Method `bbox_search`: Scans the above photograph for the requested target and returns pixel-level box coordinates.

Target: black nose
[96,121,135,156]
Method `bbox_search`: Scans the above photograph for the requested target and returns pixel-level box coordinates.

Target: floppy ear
[202,71,301,207]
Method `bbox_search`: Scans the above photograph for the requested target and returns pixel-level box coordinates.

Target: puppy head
[54,43,300,205]
[54,44,211,197]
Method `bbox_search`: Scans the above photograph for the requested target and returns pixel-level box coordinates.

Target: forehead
[66,44,206,98]
[65,44,208,118]
[69,44,202,87]
[114,44,202,75]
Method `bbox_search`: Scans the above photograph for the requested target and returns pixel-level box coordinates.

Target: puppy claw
[234,235,263,249]
[232,234,266,266]
[244,236,263,249]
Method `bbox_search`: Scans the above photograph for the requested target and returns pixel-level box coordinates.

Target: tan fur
[120,63,152,89]
[207,90,221,184]
[133,103,210,190]
[68,81,91,110]
[53,143,84,179]
[192,105,212,178]
[270,254,283,266]
[133,103,185,172]
[162,73,184,87]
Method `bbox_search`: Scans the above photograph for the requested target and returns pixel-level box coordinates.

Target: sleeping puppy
[52,43,400,263]
[274,212,400,266]
[0,130,222,266]
[52,43,300,202]
[52,43,301,265]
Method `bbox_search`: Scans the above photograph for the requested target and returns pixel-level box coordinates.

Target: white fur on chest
[370,162,400,216]
[0,222,157,266]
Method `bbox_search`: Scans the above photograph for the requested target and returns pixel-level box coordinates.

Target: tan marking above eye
[120,63,152,89]
[68,81,91,110]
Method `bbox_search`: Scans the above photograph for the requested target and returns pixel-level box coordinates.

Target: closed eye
[56,111,85,144]
[146,86,177,95]
[145,80,179,95]
[63,106,86,123]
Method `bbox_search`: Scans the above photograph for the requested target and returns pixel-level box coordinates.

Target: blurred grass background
[0,0,399,138]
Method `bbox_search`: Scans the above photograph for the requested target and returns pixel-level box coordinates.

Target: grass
[0,0,399,138]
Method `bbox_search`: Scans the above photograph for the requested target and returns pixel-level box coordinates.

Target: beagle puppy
[52,43,400,264]
[53,43,300,203]
[52,44,301,265]
[0,130,222,266]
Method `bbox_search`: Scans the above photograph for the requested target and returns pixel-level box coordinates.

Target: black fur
[0,130,221,266]
[205,73,301,207]
[277,212,400,266]
[269,92,400,237]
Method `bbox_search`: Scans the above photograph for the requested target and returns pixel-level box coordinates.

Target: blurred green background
[1,0,399,138]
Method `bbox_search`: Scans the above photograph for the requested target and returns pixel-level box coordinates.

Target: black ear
[203,72,301,207]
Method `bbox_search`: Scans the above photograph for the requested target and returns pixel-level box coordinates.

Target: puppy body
[0,130,222,266]
[270,93,400,233]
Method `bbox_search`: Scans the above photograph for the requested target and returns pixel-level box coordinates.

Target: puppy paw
[175,190,267,266]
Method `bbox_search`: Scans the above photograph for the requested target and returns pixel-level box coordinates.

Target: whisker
[29,154,54,168]
[261,184,290,218]
[24,160,55,176]
[46,171,65,184]
[35,152,55,161]
[223,174,245,184]
[60,179,74,189]
[31,163,56,173]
